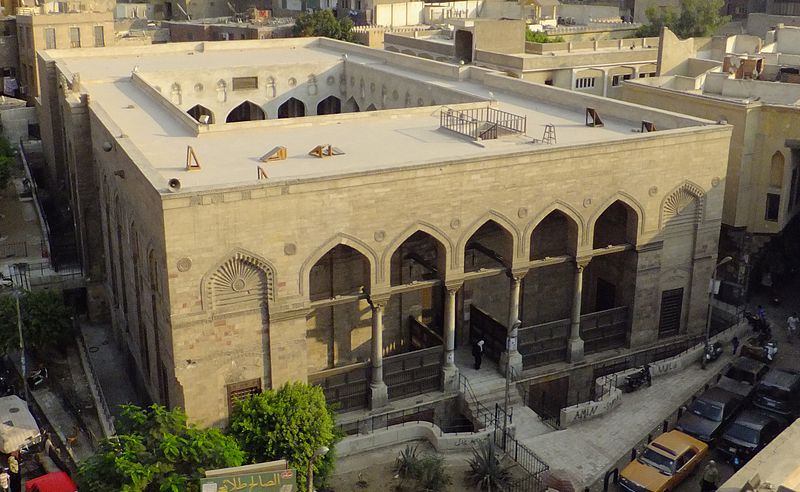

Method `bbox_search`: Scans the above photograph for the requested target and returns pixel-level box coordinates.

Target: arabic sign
[200,469,296,492]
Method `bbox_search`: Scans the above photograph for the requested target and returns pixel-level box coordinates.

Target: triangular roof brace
[585,107,604,128]
[186,146,201,171]
[259,146,288,162]
[308,144,344,158]
[257,166,268,180]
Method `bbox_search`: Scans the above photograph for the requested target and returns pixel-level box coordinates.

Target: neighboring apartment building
[164,17,294,42]
[623,26,800,301]
[16,11,114,97]
[385,20,658,99]
[37,38,730,427]
[0,17,19,92]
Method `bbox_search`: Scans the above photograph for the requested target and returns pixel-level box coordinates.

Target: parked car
[675,387,743,442]
[715,357,769,399]
[619,430,708,492]
[717,410,787,468]
[752,368,800,417]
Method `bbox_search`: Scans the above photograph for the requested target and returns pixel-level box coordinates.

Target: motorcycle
[701,341,723,368]
[27,367,47,390]
[622,365,651,393]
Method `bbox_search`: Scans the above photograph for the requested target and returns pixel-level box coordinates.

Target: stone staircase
[454,347,523,430]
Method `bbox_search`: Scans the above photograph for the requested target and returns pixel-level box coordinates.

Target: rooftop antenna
[227,1,236,13]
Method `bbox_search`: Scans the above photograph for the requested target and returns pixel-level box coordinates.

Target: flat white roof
[44,38,714,192]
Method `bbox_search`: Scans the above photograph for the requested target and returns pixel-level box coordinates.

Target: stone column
[442,283,461,392]
[568,258,590,363]
[500,272,525,377]
[369,298,389,409]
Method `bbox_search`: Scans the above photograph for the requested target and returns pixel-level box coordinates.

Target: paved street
[672,275,800,492]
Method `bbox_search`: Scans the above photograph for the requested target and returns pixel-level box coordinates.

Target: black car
[752,368,800,417]
[718,410,787,468]
[676,387,743,442]
[715,357,769,399]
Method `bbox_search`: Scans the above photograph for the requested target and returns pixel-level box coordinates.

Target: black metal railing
[580,306,629,354]
[493,426,549,492]
[0,241,28,259]
[308,363,370,413]
[440,106,527,141]
[409,317,443,350]
[518,318,570,368]
[384,346,442,400]
[457,372,512,431]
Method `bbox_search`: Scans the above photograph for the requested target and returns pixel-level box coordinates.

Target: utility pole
[14,289,27,402]
[503,319,520,450]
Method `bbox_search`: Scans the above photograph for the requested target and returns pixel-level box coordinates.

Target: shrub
[465,438,512,491]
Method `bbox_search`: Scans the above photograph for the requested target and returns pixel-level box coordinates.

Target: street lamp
[307,445,329,492]
[703,256,733,368]
[503,319,521,450]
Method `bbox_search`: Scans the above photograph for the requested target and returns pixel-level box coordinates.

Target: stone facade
[38,39,731,426]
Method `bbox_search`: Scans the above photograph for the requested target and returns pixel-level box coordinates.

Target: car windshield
[726,423,760,444]
[756,386,790,401]
[690,399,724,421]
[726,368,756,384]
[639,448,675,474]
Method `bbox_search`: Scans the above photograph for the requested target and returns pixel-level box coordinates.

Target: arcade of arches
[298,192,705,411]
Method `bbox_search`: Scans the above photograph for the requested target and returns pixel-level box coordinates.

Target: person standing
[701,460,720,492]
[732,336,740,355]
[788,312,799,341]
[7,453,18,492]
[472,339,485,370]
[0,467,10,492]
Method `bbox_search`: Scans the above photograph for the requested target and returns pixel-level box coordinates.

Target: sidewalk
[521,342,739,488]
[80,323,142,420]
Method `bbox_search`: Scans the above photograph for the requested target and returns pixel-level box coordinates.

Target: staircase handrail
[457,372,512,430]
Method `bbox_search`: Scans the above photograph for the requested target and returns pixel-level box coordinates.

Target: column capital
[367,293,391,308]
[509,267,529,281]
[444,280,463,293]
[575,256,592,270]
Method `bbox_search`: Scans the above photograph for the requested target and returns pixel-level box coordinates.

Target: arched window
[187,104,215,124]
[770,151,785,188]
[226,101,266,123]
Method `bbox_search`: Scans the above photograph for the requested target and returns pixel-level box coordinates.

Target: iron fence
[308,363,370,413]
[440,106,527,140]
[493,426,549,492]
[384,345,443,400]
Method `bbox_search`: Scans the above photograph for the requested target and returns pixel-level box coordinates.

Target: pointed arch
[343,96,360,113]
[523,201,586,258]
[226,100,266,123]
[457,211,522,268]
[316,95,342,115]
[187,104,215,124]
[201,248,277,312]
[587,192,645,247]
[660,181,706,229]
[299,233,379,297]
[366,103,377,111]
[381,222,455,283]
[278,97,306,118]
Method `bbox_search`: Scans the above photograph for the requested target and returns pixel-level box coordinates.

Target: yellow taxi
[619,430,709,492]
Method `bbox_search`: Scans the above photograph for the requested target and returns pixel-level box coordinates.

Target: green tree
[636,0,729,38]
[294,9,354,42]
[0,154,11,190]
[77,404,244,492]
[524,31,564,43]
[229,382,339,491]
[0,290,74,355]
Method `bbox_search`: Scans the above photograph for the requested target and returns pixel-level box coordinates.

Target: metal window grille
[232,76,258,91]
[44,28,56,49]
[69,27,80,48]
[227,378,262,415]
[94,26,104,47]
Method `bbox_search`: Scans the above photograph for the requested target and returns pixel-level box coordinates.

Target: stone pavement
[81,323,142,420]
[520,337,742,489]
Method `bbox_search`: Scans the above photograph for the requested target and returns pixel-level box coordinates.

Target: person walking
[701,460,720,492]
[788,312,799,341]
[0,467,9,492]
[732,336,740,355]
[472,339,485,370]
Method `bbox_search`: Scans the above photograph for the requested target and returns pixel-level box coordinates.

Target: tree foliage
[524,31,564,43]
[294,9,354,42]
[77,405,244,492]
[465,439,512,491]
[229,382,339,491]
[0,136,14,190]
[0,290,74,355]
[636,0,729,38]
